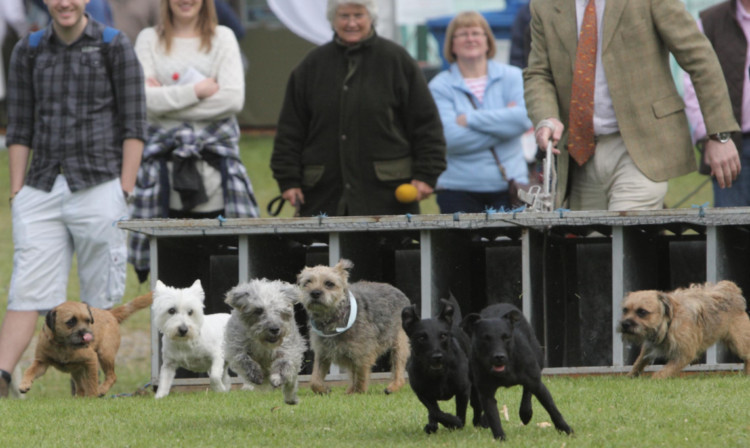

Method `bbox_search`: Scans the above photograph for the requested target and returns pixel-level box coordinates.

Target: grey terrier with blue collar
[297,259,411,395]
[224,279,306,405]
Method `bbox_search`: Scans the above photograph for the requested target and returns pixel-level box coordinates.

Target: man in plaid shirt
[0,0,146,397]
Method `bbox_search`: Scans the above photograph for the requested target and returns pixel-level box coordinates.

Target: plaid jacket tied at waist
[128,117,260,272]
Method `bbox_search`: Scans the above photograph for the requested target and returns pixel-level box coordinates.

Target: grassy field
[0,136,735,447]
[2,374,749,447]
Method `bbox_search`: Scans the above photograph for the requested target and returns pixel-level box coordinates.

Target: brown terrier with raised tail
[20,292,153,397]
[618,281,750,378]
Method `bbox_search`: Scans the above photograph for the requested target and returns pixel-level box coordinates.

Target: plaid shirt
[128,117,260,272]
[6,15,147,192]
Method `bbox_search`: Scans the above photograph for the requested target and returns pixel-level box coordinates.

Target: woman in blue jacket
[429,11,532,213]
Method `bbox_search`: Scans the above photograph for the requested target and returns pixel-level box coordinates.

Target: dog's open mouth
[491,364,506,373]
[429,362,444,371]
[265,335,280,344]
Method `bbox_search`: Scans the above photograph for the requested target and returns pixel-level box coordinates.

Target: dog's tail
[109,291,154,323]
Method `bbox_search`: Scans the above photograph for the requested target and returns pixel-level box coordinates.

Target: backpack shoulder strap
[101,26,120,44]
[28,29,46,48]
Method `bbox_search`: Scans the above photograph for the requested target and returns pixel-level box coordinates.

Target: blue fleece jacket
[429,60,531,192]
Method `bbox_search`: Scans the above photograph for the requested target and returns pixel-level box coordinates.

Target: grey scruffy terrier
[224,279,306,405]
[297,259,411,395]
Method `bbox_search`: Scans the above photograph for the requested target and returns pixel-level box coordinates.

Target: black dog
[461,303,572,441]
[402,297,481,434]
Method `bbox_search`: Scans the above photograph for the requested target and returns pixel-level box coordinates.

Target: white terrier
[153,279,232,399]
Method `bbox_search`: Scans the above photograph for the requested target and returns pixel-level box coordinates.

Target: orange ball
[395,183,419,203]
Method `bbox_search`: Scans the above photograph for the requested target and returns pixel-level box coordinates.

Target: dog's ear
[336,259,354,278]
[504,309,522,324]
[224,288,247,310]
[461,313,482,336]
[86,305,95,325]
[657,292,673,320]
[438,298,454,326]
[401,305,418,335]
[190,279,206,304]
[281,282,301,304]
[45,310,57,333]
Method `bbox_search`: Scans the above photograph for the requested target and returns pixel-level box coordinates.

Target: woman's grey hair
[327,0,378,25]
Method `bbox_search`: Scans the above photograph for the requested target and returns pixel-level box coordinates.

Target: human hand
[194,78,219,99]
[534,118,563,155]
[704,139,741,189]
[456,114,468,127]
[411,180,433,201]
[282,188,305,208]
[146,77,161,87]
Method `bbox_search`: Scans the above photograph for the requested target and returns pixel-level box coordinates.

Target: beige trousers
[568,133,668,211]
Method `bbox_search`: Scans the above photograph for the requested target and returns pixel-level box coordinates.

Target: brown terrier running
[617,281,750,378]
[20,292,153,397]
[297,259,411,394]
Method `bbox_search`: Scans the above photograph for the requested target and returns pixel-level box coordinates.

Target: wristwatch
[709,132,732,143]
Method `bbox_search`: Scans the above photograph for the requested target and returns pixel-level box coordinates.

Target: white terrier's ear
[190,279,205,303]
[281,283,301,304]
[155,280,167,293]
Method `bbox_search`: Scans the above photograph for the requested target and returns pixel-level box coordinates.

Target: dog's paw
[477,414,489,428]
[519,404,533,425]
[269,373,282,388]
[239,359,264,384]
[248,370,264,385]
[441,414,463,430]
[284,395,300,405]
[311,383,330,395]
[424,423,438,434]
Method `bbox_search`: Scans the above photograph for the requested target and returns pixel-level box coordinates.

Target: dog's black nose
[269,326,280,336]
[310,290,322,300]
[619,320,633,333]
[492,354,507,365]
[178,325,188,337]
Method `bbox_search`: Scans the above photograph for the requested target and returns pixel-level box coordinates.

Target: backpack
[27,26,120,75]
[28,26,120,49]
[26,26,121,106]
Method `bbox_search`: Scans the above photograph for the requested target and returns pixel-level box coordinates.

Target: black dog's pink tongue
[492,365,505,373]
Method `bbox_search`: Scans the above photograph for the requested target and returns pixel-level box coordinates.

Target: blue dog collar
[309,291,358,338]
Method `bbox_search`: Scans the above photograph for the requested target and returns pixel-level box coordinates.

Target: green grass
[2,375,749,447]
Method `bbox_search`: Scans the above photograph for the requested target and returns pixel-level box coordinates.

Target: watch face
[717,132,731,143]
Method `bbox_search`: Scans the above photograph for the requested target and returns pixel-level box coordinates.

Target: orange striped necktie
[568,0,597,166]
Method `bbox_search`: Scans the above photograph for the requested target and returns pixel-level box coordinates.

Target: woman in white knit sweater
[129,0,258,280]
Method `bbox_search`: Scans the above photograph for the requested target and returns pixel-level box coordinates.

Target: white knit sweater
[134,25,245,212]
[134,25,245,130]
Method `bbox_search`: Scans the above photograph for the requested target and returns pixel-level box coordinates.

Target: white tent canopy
[266,0,457,45]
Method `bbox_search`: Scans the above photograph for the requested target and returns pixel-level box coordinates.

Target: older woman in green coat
[271,0,446,216]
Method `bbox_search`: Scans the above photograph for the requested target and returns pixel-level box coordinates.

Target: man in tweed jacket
[524,0,740,210]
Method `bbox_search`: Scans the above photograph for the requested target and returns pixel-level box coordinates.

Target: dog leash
[309,291,358,337]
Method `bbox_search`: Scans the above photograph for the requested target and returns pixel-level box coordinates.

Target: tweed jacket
[524,0,738,207]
